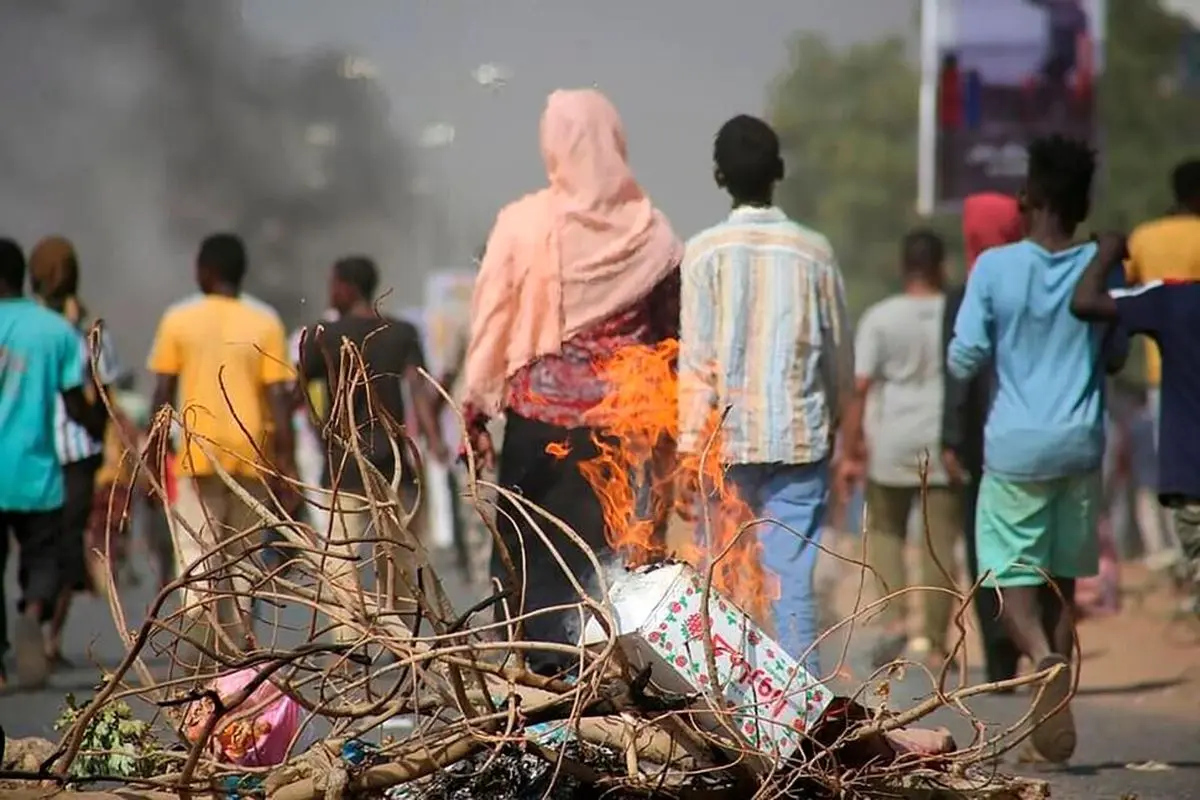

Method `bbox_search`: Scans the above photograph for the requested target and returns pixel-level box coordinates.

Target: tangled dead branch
[2,339,1059,800]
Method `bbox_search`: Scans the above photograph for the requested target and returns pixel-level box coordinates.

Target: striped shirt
[55,325,121,464]
[678,206,853,466]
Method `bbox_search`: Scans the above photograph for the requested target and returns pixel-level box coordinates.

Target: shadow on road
[1074,677,1184,696]
[1059,760,1200,777]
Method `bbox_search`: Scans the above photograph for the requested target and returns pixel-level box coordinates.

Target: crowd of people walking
[1,87,1198,767]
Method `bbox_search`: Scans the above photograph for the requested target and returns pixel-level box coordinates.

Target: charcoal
[386,741,716,800]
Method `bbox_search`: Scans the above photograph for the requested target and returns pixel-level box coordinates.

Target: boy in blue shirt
[0,238,104,689]
[1071,233,1200,615]
[947,136,1119,765]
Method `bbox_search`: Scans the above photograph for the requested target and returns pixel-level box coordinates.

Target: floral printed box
[582,562,832,761]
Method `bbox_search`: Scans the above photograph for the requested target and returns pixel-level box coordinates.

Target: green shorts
[975,471,1101,587]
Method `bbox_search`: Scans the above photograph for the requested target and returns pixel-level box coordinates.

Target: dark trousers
[491,412,611,677]
[62,456,101,592]
[963,480,1021,681]
[0,509,65,660]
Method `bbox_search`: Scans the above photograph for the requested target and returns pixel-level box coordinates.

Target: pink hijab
[462,89,682,413]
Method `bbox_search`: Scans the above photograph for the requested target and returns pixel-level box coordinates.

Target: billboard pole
[917,0,940,217]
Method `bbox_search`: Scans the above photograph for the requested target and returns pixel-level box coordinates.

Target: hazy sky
[241,1,917,260]
[239,0,1197,270]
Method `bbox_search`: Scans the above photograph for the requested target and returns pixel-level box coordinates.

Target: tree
[770,34,926,314]
[769,0,1198,317]
[1099,0,1199,227]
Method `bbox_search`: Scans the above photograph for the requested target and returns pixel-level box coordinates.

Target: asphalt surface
[2,546,1198,799]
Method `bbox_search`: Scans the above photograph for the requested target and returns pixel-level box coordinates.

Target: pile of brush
[1,365,1057,800]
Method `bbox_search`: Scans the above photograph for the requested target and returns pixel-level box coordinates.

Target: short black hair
[1024,135,1096,229]
[197,233,248,286]
[713,114,784,199]
[1171,158,1200,209]
[0,238,26,291]
[333,255,379,299]
[901,228,945,278]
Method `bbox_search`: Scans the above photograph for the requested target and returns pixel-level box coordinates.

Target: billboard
[919,0,1106,212]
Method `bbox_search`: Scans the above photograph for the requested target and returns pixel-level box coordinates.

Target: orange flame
[544,441,572,458]
[560,339,779,625]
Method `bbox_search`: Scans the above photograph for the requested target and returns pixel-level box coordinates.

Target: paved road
[3,551,1198,799]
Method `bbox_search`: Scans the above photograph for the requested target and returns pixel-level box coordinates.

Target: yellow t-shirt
[1125,215,1200,386]
[147,294,293,477]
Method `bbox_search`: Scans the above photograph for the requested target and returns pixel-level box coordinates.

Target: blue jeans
[726,460,829,676]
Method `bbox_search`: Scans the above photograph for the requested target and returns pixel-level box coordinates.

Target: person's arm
[818,256,855,433]
[62,387,105,442]
[1102,255,1132,375]
[461,211,518,428]
[52,325,102,440]
[1070,234,1128,322]
[650,267,682,344]
[402,326,449,464]
[58,329,105,440]
[295,324,331,426]
[839,306,881,467]
[260,320,297,475]
[940,286,971,479]
[145,312,182,459]
[677,246,718,456]
[946,259,994,380]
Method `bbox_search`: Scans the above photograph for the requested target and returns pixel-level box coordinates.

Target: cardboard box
[582,562,832,760]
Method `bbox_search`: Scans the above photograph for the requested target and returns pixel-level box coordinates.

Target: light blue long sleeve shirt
[947,240,1123,481]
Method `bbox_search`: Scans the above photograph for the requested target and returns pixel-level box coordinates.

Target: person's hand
[833,454,865,499]
[462,428,496,472]
[941,448,968,485]
[1093,231,1128,263]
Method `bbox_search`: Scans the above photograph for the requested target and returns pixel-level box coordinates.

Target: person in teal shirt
[0,238,104,689]
[947,136,1124,766]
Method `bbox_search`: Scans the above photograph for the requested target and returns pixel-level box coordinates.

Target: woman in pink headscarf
[461,89,682,676]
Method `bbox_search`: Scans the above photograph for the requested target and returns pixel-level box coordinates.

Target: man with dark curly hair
[947,135,1124,764]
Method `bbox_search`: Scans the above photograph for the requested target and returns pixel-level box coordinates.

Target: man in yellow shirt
[1127,160,1200,427]
[147,233,295,657]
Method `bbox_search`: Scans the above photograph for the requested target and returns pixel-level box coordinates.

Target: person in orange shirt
[1125,159,1200,573]
[146,233,295,659]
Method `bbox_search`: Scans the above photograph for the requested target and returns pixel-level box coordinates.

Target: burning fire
[539,340,779,626]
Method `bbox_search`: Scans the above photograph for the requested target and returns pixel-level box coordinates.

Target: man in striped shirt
[677,115,854,674]
[28,236,121,668]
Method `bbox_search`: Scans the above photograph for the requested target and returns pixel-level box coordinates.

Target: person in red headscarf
[941,192,1024,685]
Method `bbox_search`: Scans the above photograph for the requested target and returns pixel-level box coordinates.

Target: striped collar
[728,205,787,223]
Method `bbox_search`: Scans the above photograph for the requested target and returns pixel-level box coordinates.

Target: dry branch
[0,338,1064,800]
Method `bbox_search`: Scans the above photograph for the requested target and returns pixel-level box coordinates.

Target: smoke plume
[0,0,425,363]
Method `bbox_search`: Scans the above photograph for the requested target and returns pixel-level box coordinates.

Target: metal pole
[917,0,941,216]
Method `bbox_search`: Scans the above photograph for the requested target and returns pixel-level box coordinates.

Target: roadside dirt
[819,531,1200,720]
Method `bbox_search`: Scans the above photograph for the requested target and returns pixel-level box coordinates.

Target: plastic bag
[182,667,300,766]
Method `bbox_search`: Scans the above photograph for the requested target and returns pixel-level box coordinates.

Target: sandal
[1029,655,1076,763]
[15,614,49,689]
